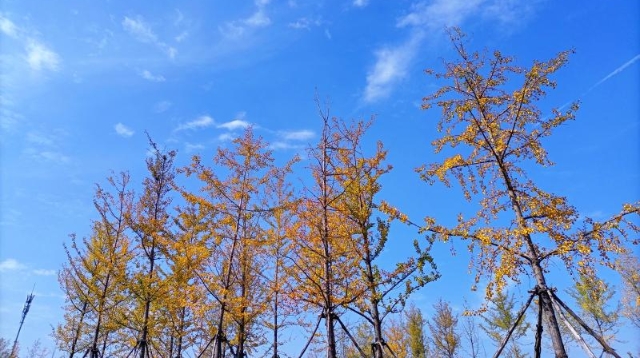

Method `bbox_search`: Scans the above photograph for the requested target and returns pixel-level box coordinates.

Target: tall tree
[333,118,439,358]
[290,110,363,358]
[480,291,529,358]
[418,28,639,357]
[126,140,176,358]
[261,156,300,358]
[180,128,279,358]
[56,172,133,357]
[406,305,428,358]
[428,299,460,358]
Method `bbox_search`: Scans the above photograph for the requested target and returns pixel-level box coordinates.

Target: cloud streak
[140,69,166,82]
[122,16,177,59]
[589,54,640,91]
[176,115,215,131]
[219,0,272,39]
[363,0,539,103]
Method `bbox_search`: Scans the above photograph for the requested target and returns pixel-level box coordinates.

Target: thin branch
[492,290,535,358]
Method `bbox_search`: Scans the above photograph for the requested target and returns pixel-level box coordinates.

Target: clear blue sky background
[1,0,638,356]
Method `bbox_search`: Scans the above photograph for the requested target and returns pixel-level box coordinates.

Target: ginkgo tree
[56,172,133,358]
[418,28,639,358]
[332,118,439,358]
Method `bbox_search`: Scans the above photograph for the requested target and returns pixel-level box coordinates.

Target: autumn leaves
[56,29,639,358]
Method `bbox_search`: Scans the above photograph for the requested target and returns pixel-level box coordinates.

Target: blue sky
[0,0,638,355]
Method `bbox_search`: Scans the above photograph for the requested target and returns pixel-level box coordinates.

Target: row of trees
[53,30,639,358]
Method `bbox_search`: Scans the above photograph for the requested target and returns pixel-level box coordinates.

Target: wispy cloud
[24,129,70,163]
[185,142,205,153]
[123,16,157,43]
[217,119,250,130]
[589,54,640,91]
[25,40,61,71]
[115,123,134,137]
[176,115,215,131]
[397,0,483,29]
[0,258,26,272]
[0,15,18,37]
[140,69,166,82]
[122,16,177,59]
[0,258,56,276]
[219,0,272,39]
[363,35,420,103]
[353,0,370,8]
[288,17,322,30]
[33,269,56,276]
[0,15,61,74]
[362,0,538,103]
[280,129,314,140]
[37,151,70,163]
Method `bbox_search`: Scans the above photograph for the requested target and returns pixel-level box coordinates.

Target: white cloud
[177,115,215,131]
[218,133,235,141]
[122,16,177,59]
[353,0,370,8]
[175,31,189,43]
[38,151,70,163]
[245,9,271,27]
[397,0,483,29]
[0,15,18,38]
[363,0,537,103]
[363,37,418,103]
[220,1,272,39]
[25,40,60,72]
[288,17,322,30]
[280,129,314,140]
[217,119,250,130]
[270,141,303,150]
[122,16,157,43]
[0,258,25,272]
[140,69,166,82]
[115,123,134,137]
[27,132,55,146]
[33,269,56,276]
[185,142,205,153]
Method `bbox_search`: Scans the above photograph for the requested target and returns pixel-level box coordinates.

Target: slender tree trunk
[499,164,567,358]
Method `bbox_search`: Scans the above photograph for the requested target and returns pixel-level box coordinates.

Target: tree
[56,172,133,357]
[428,299,460,358]
[290,110,364,358]
[567,274,620,357]
[617,254,640,329]
[460,307,484,358]
[480,291,529,358]
[332,117,439,358]
[261,155,300,358]
[418,28,639,357]
[125,140,176,358]
[406,305,428,358]
[180,128,281,358]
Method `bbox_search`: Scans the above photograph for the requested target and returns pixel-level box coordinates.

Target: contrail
[588,54,640,92]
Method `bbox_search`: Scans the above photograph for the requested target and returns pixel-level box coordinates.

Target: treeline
[53,30,639,358]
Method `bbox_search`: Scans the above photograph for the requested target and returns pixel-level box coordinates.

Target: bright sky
[1,0,638,356]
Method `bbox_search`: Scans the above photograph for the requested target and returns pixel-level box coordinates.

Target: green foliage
[480,291,529,358]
